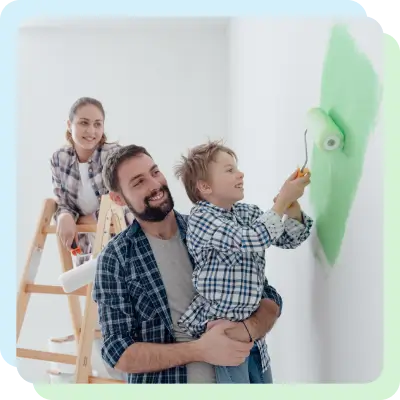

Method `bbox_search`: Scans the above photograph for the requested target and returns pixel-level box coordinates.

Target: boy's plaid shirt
[177,200,313,370]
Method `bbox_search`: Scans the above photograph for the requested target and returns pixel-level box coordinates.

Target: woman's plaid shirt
[50,142,134,258]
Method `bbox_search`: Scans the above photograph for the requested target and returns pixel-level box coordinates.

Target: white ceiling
[19,17,230,31]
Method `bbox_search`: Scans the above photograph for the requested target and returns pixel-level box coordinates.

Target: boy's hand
[286,201,303,221]
[275,170,310,208]
[272,170,310,217]
[273,196,303,222]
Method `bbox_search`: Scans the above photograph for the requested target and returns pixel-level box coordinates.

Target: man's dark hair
[102,144,151,192]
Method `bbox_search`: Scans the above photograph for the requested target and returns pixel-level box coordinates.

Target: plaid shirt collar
[193,200,243,220]
[63,143,105,168]
[125,210,188,241]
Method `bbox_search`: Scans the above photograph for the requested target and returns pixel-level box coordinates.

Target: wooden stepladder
[16,194,127,384]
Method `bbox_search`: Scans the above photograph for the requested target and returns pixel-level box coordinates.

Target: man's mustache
[144,186,169,205]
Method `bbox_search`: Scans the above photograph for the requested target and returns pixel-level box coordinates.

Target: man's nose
[149,177,162,191]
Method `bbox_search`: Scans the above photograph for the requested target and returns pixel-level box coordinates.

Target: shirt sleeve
[272,212,313,249]
[235,202,313,250]
[50,155,79,221]
[92,244,136,369]
[188,206,285,254]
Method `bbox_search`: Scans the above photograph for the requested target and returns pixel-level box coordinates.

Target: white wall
[228,17,383,383]
[16,16,383,385]
[16,17,230,383]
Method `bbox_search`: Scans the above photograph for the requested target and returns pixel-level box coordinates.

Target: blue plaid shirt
[92,210,286,383]
[177,201,313,368]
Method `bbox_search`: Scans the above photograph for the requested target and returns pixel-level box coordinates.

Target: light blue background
[1,0,367,368]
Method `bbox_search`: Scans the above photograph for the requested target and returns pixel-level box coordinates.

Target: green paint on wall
[309,24,381,266]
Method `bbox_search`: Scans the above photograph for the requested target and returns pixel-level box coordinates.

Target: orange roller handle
[70,240,82,256]
[295,167,310,178]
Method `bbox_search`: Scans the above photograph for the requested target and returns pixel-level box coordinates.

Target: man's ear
[196,180,212,196]
[109,191,126,207]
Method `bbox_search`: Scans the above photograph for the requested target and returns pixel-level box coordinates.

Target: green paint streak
[310,24,381,266]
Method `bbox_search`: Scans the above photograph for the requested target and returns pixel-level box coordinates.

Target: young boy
[174,140,313,384]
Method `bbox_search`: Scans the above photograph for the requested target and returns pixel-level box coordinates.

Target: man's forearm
[246,299,280,340]
[115,341,202,374]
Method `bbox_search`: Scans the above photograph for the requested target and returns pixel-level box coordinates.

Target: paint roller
[295,107,344,177]
[307,107,344,151]
[58,257,98,293]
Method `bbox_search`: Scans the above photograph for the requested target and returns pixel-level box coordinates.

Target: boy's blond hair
[174,139,237,204]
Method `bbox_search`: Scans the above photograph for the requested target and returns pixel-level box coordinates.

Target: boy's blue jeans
[215,343,273,384]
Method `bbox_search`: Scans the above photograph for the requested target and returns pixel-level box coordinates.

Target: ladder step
[43,224,97,234]
[43,224,116,234]
[25,284,87,296]
[17,348,77,364]
[89,376,126,384]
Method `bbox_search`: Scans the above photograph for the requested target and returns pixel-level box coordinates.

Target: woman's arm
[50,155,79,221]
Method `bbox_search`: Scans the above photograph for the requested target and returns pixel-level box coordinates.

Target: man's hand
[115,321,253,374]
[197,321,253,366]
[206,319,249,343]
[244,299,280,340]
[205,299,281,343]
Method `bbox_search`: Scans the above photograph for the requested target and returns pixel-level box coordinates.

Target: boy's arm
[189,206,285,254]
[235,202,313,250]
[272,209,313,249]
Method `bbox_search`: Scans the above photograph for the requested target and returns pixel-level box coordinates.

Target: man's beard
[123,185,175,222]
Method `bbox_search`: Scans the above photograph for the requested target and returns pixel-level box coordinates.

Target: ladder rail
[74,196,127,383]
[16,194,128,384]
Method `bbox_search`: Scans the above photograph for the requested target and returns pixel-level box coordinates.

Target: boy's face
[201,151,244,209]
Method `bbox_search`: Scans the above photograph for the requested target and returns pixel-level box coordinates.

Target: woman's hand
[56,213,78,249]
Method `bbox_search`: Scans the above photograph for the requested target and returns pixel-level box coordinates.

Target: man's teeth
[150,191,164,200]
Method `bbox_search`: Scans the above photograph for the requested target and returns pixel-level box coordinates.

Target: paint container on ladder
[47,370,75,384]
[47,335,77,374]
[47,334,100,379]
[47,369,100,384]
